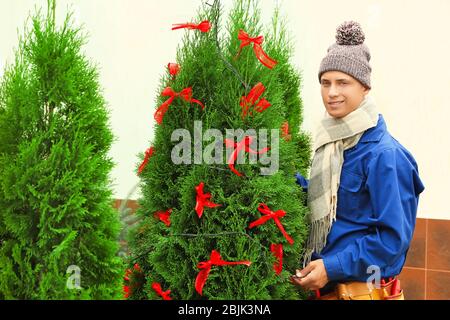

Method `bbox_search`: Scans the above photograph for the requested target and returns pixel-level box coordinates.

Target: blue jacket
[296,114,424,282]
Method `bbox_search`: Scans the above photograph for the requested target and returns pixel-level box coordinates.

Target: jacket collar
[359,114,386,143]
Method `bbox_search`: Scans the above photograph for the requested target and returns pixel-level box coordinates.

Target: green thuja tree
[127,0,311,299]
[0,0,122,299]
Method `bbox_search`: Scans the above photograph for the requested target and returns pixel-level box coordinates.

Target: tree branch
[211,0,249,91]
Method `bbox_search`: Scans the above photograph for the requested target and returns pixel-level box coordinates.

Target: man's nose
[328,84,339,97]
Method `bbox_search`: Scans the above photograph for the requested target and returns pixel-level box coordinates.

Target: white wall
[1,0,448,220]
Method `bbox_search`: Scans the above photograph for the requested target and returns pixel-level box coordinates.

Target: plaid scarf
[302,95,379,267]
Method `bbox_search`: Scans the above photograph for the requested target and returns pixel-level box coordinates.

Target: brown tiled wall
[114,199,140,257]
[114,199,140,214]
[400,218,450,300]
[114,200,450,300]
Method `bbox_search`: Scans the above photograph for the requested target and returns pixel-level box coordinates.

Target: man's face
[320,71,370,118]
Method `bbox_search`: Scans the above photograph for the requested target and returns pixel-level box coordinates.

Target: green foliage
[128,0,311,300]
[0,0,122,299]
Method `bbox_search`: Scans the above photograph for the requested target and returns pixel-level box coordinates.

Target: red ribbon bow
[152,282,172,300]
[154,87,204,125]
[124,270,132,282]
[123,263,142,298]
[281,121,291,141]
[195,250,251,296]
[270,244,283,275]
[248,203,294,245]
[133,263,141,272]
[235,29,277,69]
[123,285,130,299]
[240,82,271,118]
[154,208,172,227]
[224,136,270,177]
[172,20,211,33]
[137,146,154,175]
[195,182,221,218]
[168,63,180,78]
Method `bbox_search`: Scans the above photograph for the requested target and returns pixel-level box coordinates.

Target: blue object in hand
[295,172,309,193]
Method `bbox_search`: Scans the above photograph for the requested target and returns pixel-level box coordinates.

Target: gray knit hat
[318,21,371,89]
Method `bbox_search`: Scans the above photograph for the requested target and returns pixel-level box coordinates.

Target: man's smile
[328,100,344,107]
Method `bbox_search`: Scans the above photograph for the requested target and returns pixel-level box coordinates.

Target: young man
[291,21,424,300]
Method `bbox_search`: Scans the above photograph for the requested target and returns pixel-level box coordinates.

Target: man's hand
[290,259,329,291]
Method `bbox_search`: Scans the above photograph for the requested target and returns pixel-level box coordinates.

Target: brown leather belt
[316,278,404,300]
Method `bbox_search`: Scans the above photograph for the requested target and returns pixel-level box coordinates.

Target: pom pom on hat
[335,21,365,45]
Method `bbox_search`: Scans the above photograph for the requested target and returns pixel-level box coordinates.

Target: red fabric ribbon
[248,203,294,245]
[154,208,172,227]
[123,263,142,298]
[172,20,211,33]
[195,182,221,218]
[152,282,172,300]
[224,136,270,177]
[124,269,132,282]
[137,146,154,175]
[195,250,251,296]
[281,121,291,141]
[168,63,180,78]
[235,29,277,69]
[240,82,271,118]
[254,98,271,113]
[270,244,283,275]
[123,285,130,299]
[154,87,205,124]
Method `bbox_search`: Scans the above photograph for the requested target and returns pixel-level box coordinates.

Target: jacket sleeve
[323,148,425,281]
[295,172,309,193]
